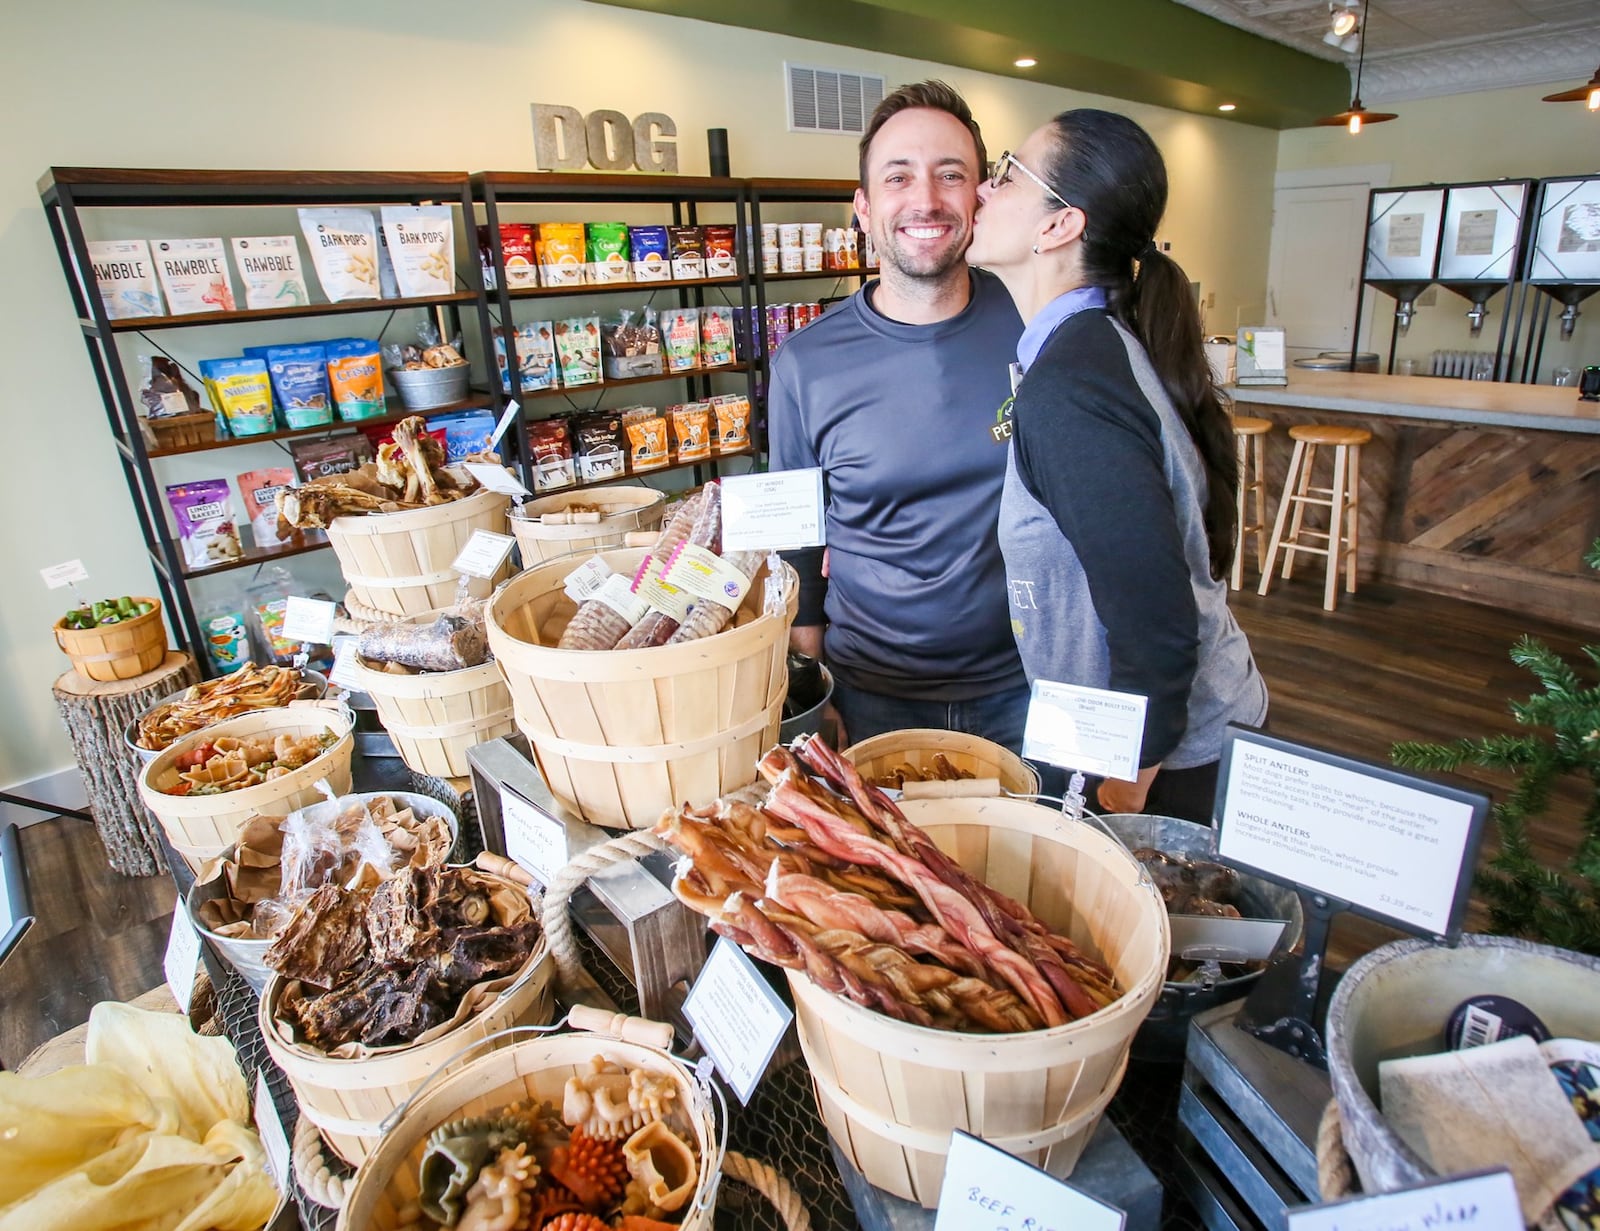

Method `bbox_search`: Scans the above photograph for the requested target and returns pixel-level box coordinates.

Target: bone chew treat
[900,777,1004,800]
[663,549,764,644]
[540,511,603,525]
[475,851,535,886]
[615,483,721,650]
[358,611,488,672]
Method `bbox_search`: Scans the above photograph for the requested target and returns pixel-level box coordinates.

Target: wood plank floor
[1,575,1592,1067]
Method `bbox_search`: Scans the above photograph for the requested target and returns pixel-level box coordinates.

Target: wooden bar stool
[1257,424,1371,611]
[1231,415,1273,591]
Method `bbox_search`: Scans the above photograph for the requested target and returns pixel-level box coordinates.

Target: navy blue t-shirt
[767,269,1025,700]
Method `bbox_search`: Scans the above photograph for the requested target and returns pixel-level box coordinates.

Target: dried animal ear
[622,1120,697,1213]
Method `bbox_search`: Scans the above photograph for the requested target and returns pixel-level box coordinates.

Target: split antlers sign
[532,105,678,174]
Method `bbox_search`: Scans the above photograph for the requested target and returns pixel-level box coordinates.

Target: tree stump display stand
[52,651,199,876]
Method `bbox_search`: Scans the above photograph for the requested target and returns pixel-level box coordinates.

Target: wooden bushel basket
[842,728,1041,797]
[260,892,555,1168]
[508,483,667,566]
[347,654,516,779]
[485,548,798,830]
[337,1019,723,1231]
[135,703,355,874]
[789,797,1169,1207]
[325,488,512,617]
[54,597,167,683]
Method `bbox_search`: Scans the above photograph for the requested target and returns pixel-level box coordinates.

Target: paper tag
[722,469,825,552]
[40,559,89,589]
[634,571,693,621]
[452,530,517,579]
[1021,680,1147,780]
[593,572,650,625]
[163,906,202,1013]
[563,556,614,603]
[934,1130,1126,1231]
[501,788,569,887]
[281,596,337,645]
[1216,733,1485,938]
[662,544,752,612]
[1287,1169,1521,1231]
[683,936,793,1105]
[464,461,531,498]
[1168,915,1288,962]
[329,637,365,690]
[253,1071,291,1190]
[489,399,520,448]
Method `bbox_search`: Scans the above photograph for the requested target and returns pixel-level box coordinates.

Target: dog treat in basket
[405,1060,699,1230]
[159,729,339,795]
[136,663,306,751]
[276,414,490,529]
[656,734,1121,1033]
[268,865,540,1051]
[359,603,490,673]
[871,754,974,790]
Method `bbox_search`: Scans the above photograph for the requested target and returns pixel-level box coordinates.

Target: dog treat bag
[630,226,670,282]
[167,479,243,568]
[231,236,309,309]
[537,223,585,287]
[152,238,236,314]
[380,205,455,297]
[236,468,296,546]
[325,338,387,421]
[299,208,381,302]
[87,240,164,319]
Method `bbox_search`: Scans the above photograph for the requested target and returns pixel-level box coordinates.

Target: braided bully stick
[615,483,722,650]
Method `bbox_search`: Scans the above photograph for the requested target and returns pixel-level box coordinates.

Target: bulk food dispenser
[1352,185,1444,373]
[1436,179,1533,380]
[1520,174,1600,382]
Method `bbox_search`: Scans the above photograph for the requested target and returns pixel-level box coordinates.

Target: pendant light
[1315,0,1397,133]
[1542,65,1600,111]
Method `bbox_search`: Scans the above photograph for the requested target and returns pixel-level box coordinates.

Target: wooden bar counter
[1229,371,1600,631]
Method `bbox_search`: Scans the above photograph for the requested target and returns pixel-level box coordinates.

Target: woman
[966,109,1268,823]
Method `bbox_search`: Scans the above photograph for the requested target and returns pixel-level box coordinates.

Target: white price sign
[683,936,793,1105]
[280,596,337,645]
[452,530,517,579]
[500,788,568,887]
[163,905,202,1013]
[1021,680,1147,781]
[40,559,89,589]
[1215,730,1488,939]
[1288,1169,1522,1231]
[722,469,825,552]
[329,636,365,691]
[464,462,532,498]
[563,556,614,603]
[488,399,521,448]
[253,1071,291,1190]
[934,1130,1125,1231]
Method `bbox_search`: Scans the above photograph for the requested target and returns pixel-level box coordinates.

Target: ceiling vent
[786,63,886,135]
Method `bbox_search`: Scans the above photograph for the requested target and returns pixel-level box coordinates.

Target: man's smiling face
[855,106,980,282]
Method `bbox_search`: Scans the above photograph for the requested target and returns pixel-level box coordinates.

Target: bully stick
[791,737,1118,1012]
[758,753,1070,1026]
[615,483,723,650]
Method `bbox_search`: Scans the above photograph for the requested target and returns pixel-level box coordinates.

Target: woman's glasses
[990,151,1073,211]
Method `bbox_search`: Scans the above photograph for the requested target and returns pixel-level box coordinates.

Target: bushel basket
[54,597,167,683]
[789,796,1169,1206]
[347,652,515,779]
[507,484,667,566]
[842,727,1040,797]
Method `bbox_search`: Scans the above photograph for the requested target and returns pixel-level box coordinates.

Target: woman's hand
[1096,763,1161,814]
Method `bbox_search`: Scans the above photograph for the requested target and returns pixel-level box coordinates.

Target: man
[767,80,1028,749]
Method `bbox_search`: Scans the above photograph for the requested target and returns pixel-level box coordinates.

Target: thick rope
[723,1151,812,1231]
[1316,1098,1357,1200]
[541,829,668,993]
[293,1113,350,1209]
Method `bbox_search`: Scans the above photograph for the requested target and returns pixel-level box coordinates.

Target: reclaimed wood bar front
[1229,371,1600,632]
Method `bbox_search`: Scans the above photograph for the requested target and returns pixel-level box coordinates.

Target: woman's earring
[1032,243,1040,254]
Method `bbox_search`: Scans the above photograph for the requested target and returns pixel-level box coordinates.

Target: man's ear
[853,186,872,230]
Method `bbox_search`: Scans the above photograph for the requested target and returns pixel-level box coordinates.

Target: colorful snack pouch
[236,468,296,546]
[230,236,308,309]
[290,434,372,482]
[703,225,737,277]
[710,393,752,453]
[494,321,556,392]
[152,238,236,314]
[663,308,701,372]
[669,226,705,280]
[600,306,663,380]
[324,338,387,421]
[671,401,713,463]
[86,240,163,319]
[167,479,243,568]
[199,357,273,436]
[264,344,332,429]
[537,222,585,287]
[529,417,577,492]
[585,222,632,283]
[380,205,455,297]
[479,223,538,290]
[700,305,735,368]
[359,420,446,454]
[298,207,381,302]
[623,407,669,472]
[630,226,670,282]
[201,610,252,675]
[555,315,602,388]
[431,410,498,462]
[572,413,627,484]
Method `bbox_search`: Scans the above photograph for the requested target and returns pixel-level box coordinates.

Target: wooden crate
[789,797,1169,1207]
